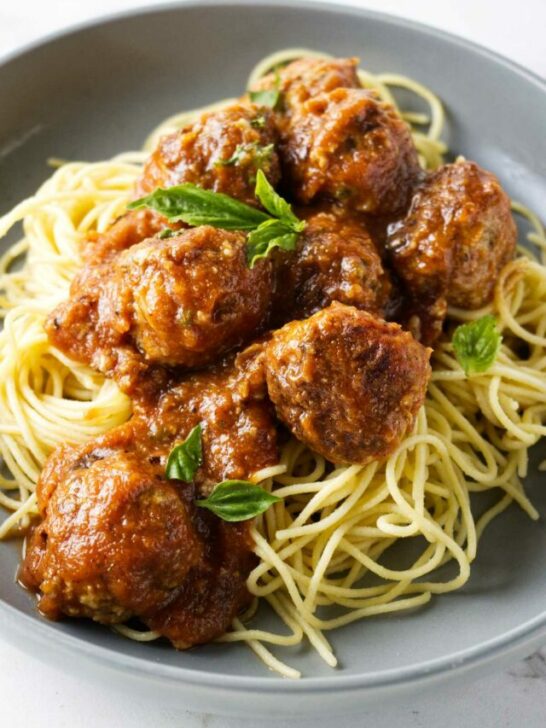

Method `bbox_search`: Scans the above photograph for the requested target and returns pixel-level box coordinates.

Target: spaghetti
[1,49,545,679]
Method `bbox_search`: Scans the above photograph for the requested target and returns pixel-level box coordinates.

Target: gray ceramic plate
[0,0,545,718]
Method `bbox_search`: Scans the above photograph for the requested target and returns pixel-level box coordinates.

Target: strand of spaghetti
[278,594,337,668]
[112,625,160,642]
[275,464,373,538]
[427,383,499,481]
[375,72,445,140]
[0,492,37,539]
[307,591,433,632]
[488,377,538,445]
[220,595,303,646]
[231,618,301,680]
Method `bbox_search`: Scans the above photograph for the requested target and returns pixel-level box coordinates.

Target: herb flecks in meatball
[21,445,255,647]
[265,302,431,465]
[250,57,419,214]
[282,88,421,214]
[22,448,204,623]
[136,103,281,206]
[46,226,273,391]
[250,57,361,116]
[387,161,517,344]
[115,228,272,367]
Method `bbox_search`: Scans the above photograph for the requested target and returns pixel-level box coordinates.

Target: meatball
[387,161,517,343]
[250,57,360,116]
[112,227,272,367]
[22,448,204,623]
[81,208,170,267]
[273,209,392,323]
[281,87,421,214]
[136,103,281,206]
[265,302,431,465]
[146,514,255,649]
[46,226,273,390]
[21,444,255,647]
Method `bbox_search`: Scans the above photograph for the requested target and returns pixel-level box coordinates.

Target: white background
[1,1,545,726]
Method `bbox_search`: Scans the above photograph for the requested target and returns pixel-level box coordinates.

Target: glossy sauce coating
[80,208,170,266]
[46,227,273,392]
[132,343,279,492]
[137,103,281,206]
[21,446,255,646]
[265,303,431,465]
[387,161,517,343]
[281,87,421,213]
[22,449,204,623]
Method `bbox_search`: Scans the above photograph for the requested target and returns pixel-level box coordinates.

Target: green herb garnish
[248,70,282,109]
[452,315,502,376]
[129,184,269,230]
[255,169,299,224]
[196,480,281,522]
[246,170,305,266]
[246,218,299,266]
[158,227,176,239]
[215,142,274,170]
[249,89,280,109]
[129,170,305,268]
[165,424,203,482]
[250,115,267,129]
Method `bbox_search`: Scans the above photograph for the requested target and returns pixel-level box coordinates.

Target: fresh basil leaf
[249,68,282,109]
[452,315,502,376]
[196,480,281,522]
[246,219,298,268]
[129,184,270,230]
[249,88,280,109]
[130,175,305,268]
[165,424,203,482]
[254,170,305,231]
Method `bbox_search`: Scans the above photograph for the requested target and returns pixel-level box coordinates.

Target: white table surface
[0,1,545,726]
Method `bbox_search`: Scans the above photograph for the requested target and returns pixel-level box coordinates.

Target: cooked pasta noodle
[1,49,544,679]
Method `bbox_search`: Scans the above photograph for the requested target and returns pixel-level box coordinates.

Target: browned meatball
[22,448,204,623]
[21,444,255,647]
[136,103,281,206]
[81,208,170,267]
[250,57,361,116]
[265,303,431,465]
[112,228,272,367]
[273,209,392,323]
[281,87,421,214]
[146,515,255,649]
[387,161,517,343]
[46,226,273,390]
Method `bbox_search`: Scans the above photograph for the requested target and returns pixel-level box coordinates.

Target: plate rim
[0,0,545,694]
